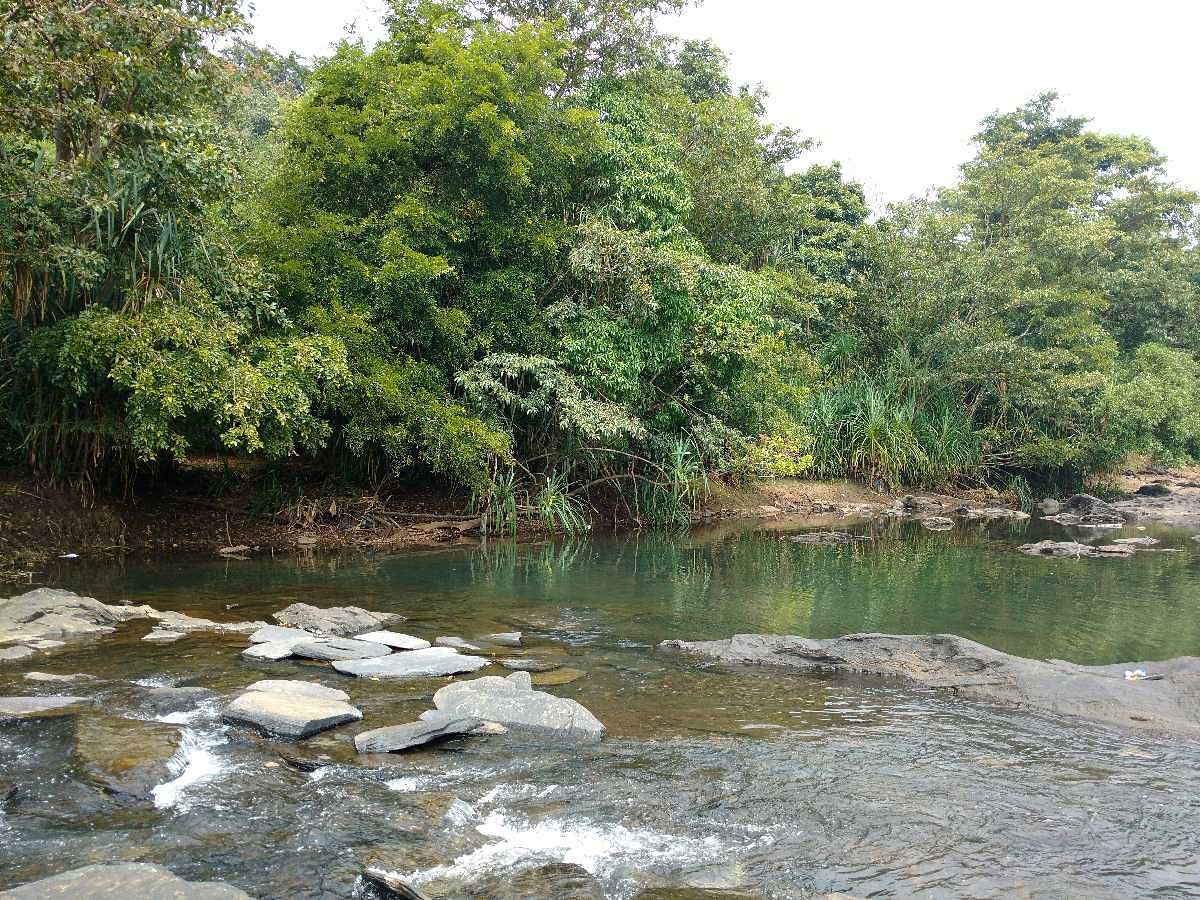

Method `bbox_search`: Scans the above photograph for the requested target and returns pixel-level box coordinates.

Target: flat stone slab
[354,712,482,753]
[249,625,312,644]
[292,637,392,661]
[661,632,1200,738]
[76,714,182,797]
[0,646,36,662]
[435,636,480,650]
[485,632,522,647]
[532,668,586,686]
[245,680,350,702]
[333,647,488,679]
[432,672,606,742]
[242,638,308,661]
[0,862,251,898]
[142,629,185,642]
[355,630,431,651]
[0,696,92,721]
[499,658,562,672]
[24,672,97,684]
[273,603,402,637]
[221,690,362,739]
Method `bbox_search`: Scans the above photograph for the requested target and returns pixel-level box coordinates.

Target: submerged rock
[333,647,488,679]
[786,531,865,545]
[76,714,182,798]
[434,636,481,651]
[661,632,1200,737]
[0,862,251,899]
[144,685,218,715]
[272,602,402,637]
[142,629,185,643]
[363,867,432,900]
[532,667,586,686]
[921,516,955,531]
[0,696,92,721]
[485,631,523,647]
[432,671,606,742]
[354,711,482,753]
[499,657,563,672]
[221,683,362,739]
[23,671,97,684]
[354,630,431,650]
[292,637,392,661]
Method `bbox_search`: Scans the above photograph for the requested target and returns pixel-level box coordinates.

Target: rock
[1113,537,1160,547]
[1042,513,1082,525]
[242,638,308,661]
[485,631,523,647]
[532,667,586,686]
[76,714,182,798]
[362,868,431,900]
[1038,498,1062,514]
[1136,483,1172,497]
[143,610,263,634]
[142,629,184,643]
[0,646,36,662]
[244,679,350,702]
[0,696,92,721]
[921,516,954,531]
[292,637,392,661]
[354,630,431,651]
[499,657,563,672]
[435,636,480,651]
[221,687,362,739]
[957,506,1030,521]
[660,633,1200,738]
[354,711,482,753]
[1058,493,1134,523]
[1019,540,1106,558]
[333,647,489,679]
[432,671,606,742]
[1092,544,1137,557]
[0,862,251,899]
[23,671,97,684]
[144,686,218,715]
[248,625,312,644]
[899,495,943,513]
[272,602,402,637]
[0,588,121,648]
[786,531,867,545]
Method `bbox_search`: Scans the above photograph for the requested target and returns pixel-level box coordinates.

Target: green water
[52,517,1200,666]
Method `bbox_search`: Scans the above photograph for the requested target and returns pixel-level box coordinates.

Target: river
[3,517,1200,898]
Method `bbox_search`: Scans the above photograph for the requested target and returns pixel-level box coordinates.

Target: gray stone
[244,679,349,702]
[272,602,402,637]
[354,711,482,753]
[248,625,312,644]
[292,637,392,661]
[1038,498,1062,514]
[921,516,954,531]
[221,689,362,739]
[0,588,121,647]
[142,629,184,643]
[499,657,562,672]
[786,531,867,545]
[242,637,308,661]
[0,645,36,662]
[1019,540,1133,558]
[362,868,431,900]
[145,686,218,715]
[354,630,431,650]
[1058,493,1135,523]
[0,862,251,898]
[23,671,97,684]
[0,696,92,721]
[661,632,1200,738]
[435,636,481,650]
[143,610,263,634]
[333,646,488,679]
[1136,482,1172,497]
[1113,537,1160,546]
[957,506,1030,521]
[485,631,523,647]
[432,672,606,742]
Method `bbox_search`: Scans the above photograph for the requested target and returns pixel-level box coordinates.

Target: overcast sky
[249,0,1200,209]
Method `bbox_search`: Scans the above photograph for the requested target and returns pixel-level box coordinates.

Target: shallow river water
[3,517,1200,898]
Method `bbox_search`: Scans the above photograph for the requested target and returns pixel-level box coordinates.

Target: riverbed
[3,517,1200,898]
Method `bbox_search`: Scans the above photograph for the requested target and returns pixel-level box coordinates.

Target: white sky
[249,0,1200,209]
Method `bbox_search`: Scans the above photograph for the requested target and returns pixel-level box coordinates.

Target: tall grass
[803,378,982,489]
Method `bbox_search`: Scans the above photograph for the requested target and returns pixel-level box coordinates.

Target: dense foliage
[2,0,1198,519]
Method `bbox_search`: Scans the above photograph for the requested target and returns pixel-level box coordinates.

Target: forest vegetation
[2,0,1198,529]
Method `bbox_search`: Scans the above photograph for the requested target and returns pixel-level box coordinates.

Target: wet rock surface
[0,862,251,898]
[221,682,362,739]
[333,647,489,679]
[662,632,1200,737]
[0,696,92,720]
[272,603,401,637]
[354,630,431,650]
[354,711,482,753]
[432,671,606,742]
[292,637,391,661]
[75,714,182,798]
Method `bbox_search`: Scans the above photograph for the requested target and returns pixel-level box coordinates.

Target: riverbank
[1,463,1193,580]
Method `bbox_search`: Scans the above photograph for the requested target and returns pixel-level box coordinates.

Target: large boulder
[353,711,482,754]
[432,671,606,742]
[661,632,1200,738]
[272,602,402,637]
[0,862,250,899]
[1058,493,1134,523]
[0,589,122,647]
[333,646,488,679]
[221,682,362,739]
